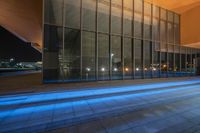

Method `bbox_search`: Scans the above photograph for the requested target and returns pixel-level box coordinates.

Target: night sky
[0,26,41,62]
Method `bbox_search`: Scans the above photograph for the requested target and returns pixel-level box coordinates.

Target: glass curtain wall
[43,0,200,83]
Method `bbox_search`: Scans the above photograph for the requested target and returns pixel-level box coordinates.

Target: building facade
[43,0,200,83]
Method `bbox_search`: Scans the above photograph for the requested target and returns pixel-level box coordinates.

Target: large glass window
[124,38,133,79]
[111,36,122,79]
[134,0,143,38]
[44,25,63,81]
[98,34,110,80]
[98,0,110,33]
[44,0,63,26]
[82,0,96,31]
[82,31,96,81]
[134,39,143,79]
[111,0,122,34]
[144,41,152,78]
[65,0,81,29]
[64,28,81,81]
[124,0,133,36]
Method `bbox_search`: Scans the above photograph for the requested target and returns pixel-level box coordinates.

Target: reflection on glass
[144,41,152,78]
[153,42,160,78]
[124,38,133,79]
[134,0,143,38]
[82,0,96,31]
[44,25,63,81]
[167,23,174,44]
[174,46,180,77]
[44,0,63,26]
[124,0,133,36]
[174,24,180,44]
[161,52,167,77]
[152,18,159,41]
[187,49,192,76]
[135,39,142,79]
[111,0,122,34]
[82,31,96,81]
[65,0,80,29]
[98,0,110,33]
[64,28,81,81]
[144,2,152,40]
[98,34,110,80]
[160,8,166,20]
[112,36,122,79]
[160,20,166,43]
[181,49,186,75]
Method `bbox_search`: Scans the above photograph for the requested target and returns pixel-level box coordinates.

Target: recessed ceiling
[145,0,200,13]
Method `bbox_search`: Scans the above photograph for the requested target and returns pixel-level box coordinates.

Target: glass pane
[44,25,63,81]
[160,20,166,42]
[174,14,180,24]
[98,34,110,80]
[187,49,192,76]
[192,49,196,75]
[134,0,143,38]
[65,0,81,29]
[161,52,167,77]
[134,0,142,12]
[168,11,174,22]
[144,2,152,40]
[160,8,166,20]
[153,5,159,19]
[64,28,81,81]
[98,0,110,33]
[153,42,160,78]
[175,53,180,77]
[111,36,122,79]
[124,0,133,36]
[82,0,96,31]
[152,18,159,41]
[111,0,122,34]
[44,0,63,26]
[124,38,133,79]
[181,49,186,76]
[82,31,96,81]
[167,22,174,44]
[168,45,174,77]
[135,39,142,79]
[174,24,180,44]
[144,41,152,78]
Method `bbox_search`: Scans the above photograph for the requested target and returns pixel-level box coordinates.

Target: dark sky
[0,26,41,62]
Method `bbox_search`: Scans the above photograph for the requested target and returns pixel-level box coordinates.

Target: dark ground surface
[0,74,200,133]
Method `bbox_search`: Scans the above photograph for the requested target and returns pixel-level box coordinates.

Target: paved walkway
[0,78,200,133]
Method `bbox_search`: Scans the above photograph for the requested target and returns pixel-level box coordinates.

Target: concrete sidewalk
[0,77,200,133]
